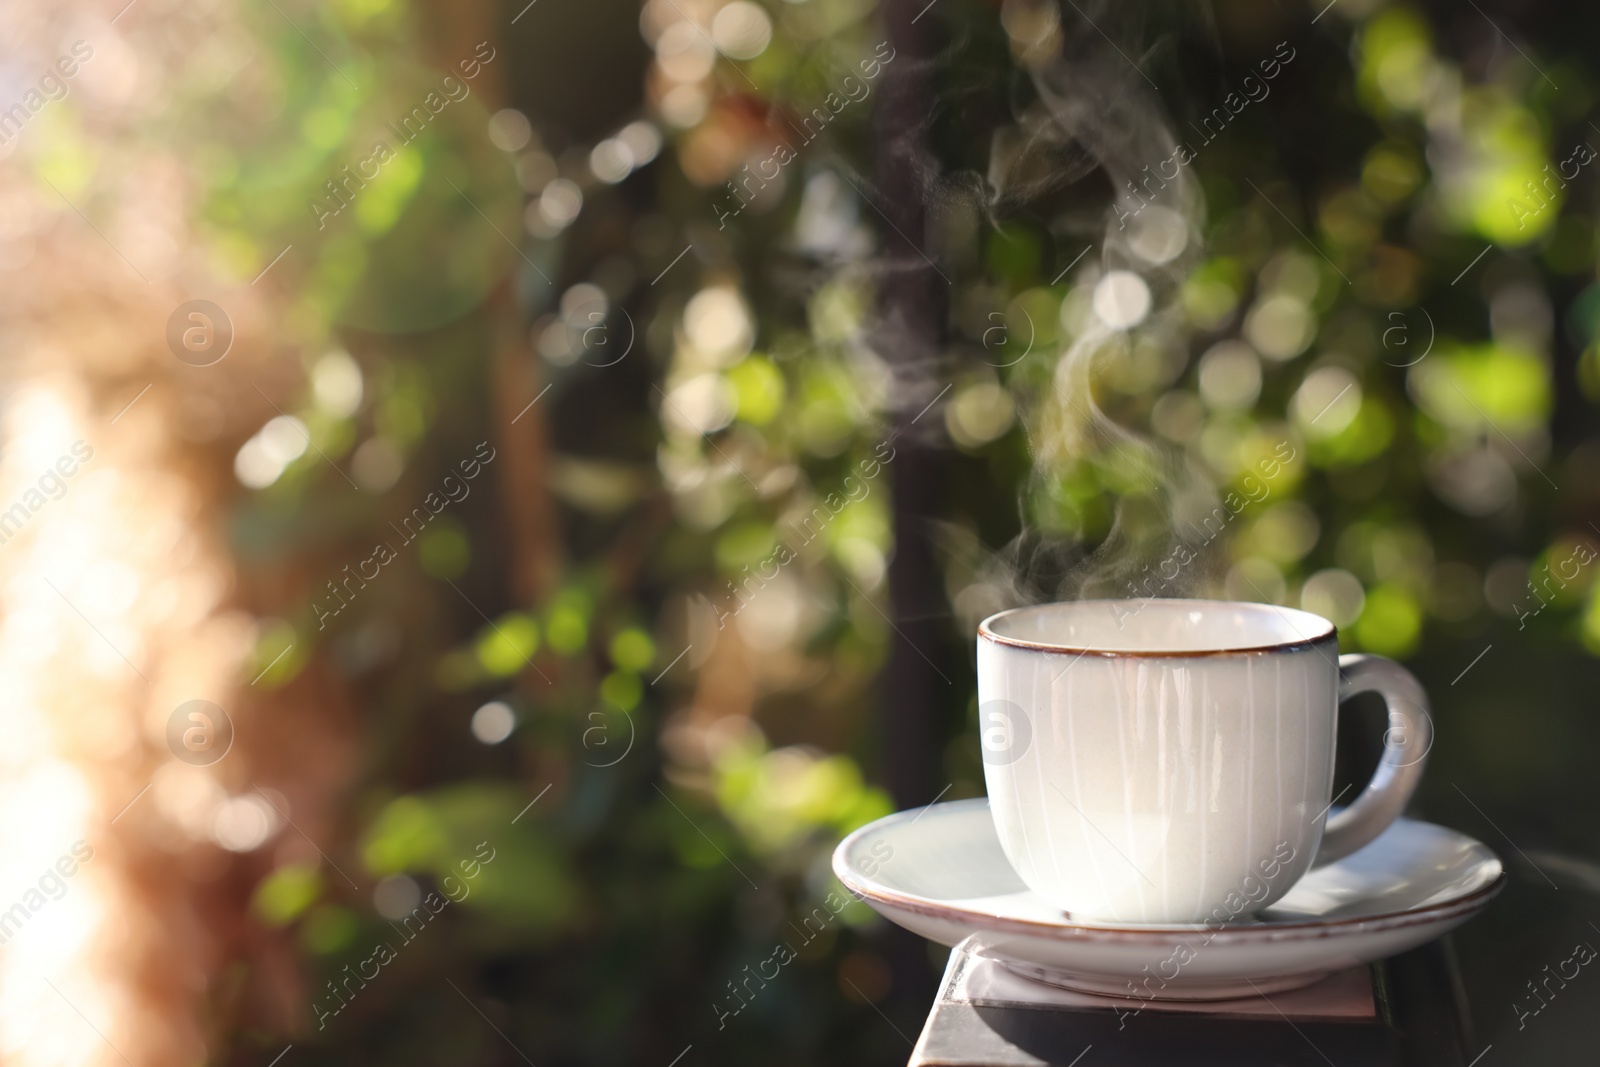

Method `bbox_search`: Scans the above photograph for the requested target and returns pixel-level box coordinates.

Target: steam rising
[961,2,1223,621]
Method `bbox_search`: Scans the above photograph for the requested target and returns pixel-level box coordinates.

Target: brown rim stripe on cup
[978,600,1339,659]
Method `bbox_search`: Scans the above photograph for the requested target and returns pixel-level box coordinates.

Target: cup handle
[1314,653,1433,866]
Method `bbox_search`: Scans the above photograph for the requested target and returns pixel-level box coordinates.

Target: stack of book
[908,937,1477,1067]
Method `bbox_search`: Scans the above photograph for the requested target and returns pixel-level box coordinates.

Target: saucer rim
[833,797,1507,944]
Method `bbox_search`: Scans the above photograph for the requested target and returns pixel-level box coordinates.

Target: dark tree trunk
[873,0,951,813]
[869,0,956,1032]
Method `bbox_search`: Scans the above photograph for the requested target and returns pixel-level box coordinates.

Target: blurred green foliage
[167,0,1600,1062]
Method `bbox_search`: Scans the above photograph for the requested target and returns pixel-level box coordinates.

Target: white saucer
[833,797,1503,1000]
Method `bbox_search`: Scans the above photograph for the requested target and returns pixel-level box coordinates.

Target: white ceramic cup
[976,599,1431,924]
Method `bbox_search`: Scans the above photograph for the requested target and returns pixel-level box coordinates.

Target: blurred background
[0,0,1597,1062]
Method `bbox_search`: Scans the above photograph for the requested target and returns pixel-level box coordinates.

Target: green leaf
[608,628,656,672]
[475,613,539,676]
[252,863,322,927]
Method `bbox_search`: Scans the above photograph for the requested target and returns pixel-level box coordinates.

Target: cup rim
[978,598,1337,658]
